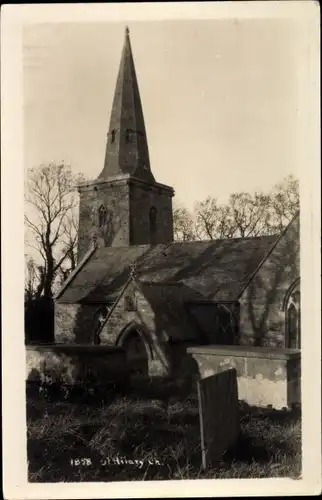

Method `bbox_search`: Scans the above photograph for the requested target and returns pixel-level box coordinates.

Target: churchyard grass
[26,380,301,481]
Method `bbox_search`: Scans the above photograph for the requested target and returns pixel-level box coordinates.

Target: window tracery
[150,207,157,233]
[98,205,108,228]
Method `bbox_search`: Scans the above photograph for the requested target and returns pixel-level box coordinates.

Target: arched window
[215,304,237,346]
[150,207,157,233]
[125,129,131,143]
[285,281,301,349]
[287,304,298,348]
[93,305,110,345]
[111,129,116,143]
[98,205,108,228]
[124,294,137,312]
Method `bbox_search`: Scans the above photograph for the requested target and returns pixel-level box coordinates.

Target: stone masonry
[239,214,300,348]
[77,176,174,261]
[76,26,174,261]
[53,27,301,386]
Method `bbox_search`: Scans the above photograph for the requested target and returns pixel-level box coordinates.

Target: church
[55,28,300,377]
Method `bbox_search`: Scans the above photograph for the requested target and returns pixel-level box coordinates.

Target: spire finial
[125,26,130,35]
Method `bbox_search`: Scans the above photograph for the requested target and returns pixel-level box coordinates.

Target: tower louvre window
[111,129,116,143]
[150,207,157,233]
[125,129,132,143]
[98,205,108,227]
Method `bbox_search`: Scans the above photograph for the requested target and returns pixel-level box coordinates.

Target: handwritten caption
[70,456,164,469]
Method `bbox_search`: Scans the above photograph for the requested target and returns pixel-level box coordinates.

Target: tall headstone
[197,368,240,469]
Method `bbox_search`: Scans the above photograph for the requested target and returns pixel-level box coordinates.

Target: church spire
[98,27,155,182]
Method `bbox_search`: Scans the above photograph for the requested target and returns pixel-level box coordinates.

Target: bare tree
[25,162,84,298]
[224,192,272,238]
[24,255,37,301]
[56,211,79,286]
[173,203,197,242]
[178,175,299,241]
[195,192,274,240]
[195,197,233,240]
[269,174,299,233]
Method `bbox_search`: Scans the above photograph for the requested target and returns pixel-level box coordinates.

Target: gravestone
[197,368,240,469]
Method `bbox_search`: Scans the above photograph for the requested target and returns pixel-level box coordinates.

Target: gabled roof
[56,234,278,304]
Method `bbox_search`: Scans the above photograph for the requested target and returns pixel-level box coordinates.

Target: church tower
[77,27,174,261]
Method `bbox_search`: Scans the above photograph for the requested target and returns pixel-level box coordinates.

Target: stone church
[55,28,300,377]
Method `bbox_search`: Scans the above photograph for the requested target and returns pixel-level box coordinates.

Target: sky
[23,19,300,210]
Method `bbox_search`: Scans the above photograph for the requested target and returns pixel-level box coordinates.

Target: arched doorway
[117,325,151,376]
[284,280,301,349]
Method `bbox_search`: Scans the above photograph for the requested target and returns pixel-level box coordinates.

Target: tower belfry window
[125,129,132,143]
[98,205,108,227]
[111,129,116,143]
[150,207,157,233]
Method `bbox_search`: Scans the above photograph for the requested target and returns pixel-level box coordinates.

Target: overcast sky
[23,19,299,210]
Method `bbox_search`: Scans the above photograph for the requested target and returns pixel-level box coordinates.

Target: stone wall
[55,303,100,344]
[26,344,129,388]
[188,302,239,345]
[188,345,301,410]
[100,283,170,376]
[239,216,300,347]
[77,179,130,261]
[77,176,174,261]
[55,283,172,377]
[129,180,173,245]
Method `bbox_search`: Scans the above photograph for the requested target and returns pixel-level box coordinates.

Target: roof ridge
[167,234,279,245]
[56,220,298,304]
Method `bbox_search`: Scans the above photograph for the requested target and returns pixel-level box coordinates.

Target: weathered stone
[52,27,301,382]
[188,345,301,409]
[26,344,129,387]
[75,30,174,262]
[197,368,239,469]
[77,178,174,261]
[239,215,300,347]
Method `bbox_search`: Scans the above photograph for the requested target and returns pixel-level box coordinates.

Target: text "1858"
[70,458,92,466]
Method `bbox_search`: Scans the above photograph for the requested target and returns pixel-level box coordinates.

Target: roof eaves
[186,299,238,305]
[54,245,98,301]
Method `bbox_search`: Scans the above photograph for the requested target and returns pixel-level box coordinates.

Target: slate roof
[56,235,278,304]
